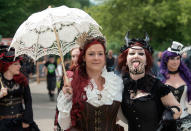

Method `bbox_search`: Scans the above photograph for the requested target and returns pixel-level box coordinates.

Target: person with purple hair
[160,41,191,130]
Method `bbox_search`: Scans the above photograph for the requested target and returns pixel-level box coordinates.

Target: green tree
[0,0,91,37]
[86,0,191,52]
[0,0,29,37]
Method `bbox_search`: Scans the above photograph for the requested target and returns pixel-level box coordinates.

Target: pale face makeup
[126,46,146,75]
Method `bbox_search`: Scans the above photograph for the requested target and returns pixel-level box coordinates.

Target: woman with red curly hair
[0,46,39,131]
[118,33,181,131]
[57,32,124,131]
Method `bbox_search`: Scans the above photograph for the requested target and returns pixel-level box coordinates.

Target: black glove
[157,106,180,131]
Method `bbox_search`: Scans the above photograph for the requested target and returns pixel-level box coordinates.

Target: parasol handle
[0,77,5,89]
[53,27,69,85]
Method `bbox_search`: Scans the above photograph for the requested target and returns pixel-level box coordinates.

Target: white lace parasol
[10,5,101,61]
[10,5,101,84]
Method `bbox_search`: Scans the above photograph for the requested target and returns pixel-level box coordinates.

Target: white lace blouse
[57,68,124,130]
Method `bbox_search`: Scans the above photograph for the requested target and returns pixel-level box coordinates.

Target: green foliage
[86,0,191,53]
[0,0,90,37]
[2,0,191,54]
[0,0,28,37]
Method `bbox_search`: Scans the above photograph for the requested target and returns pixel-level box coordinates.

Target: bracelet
[170,106,181,112]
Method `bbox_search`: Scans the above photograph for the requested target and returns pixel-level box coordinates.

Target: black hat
[120,32,153,54]
[0,46,22,63]
[0,45,9,54]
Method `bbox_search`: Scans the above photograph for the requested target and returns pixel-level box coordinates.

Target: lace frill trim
[57,91,72,130]
[57,67,123,129]
[85,67,123,107]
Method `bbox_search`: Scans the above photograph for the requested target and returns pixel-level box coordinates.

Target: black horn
[125,32,130,46]
[144,32,150,43]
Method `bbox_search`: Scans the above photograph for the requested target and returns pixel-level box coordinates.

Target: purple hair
[160,50,191,102]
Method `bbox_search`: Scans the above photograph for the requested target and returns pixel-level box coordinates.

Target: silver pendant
[97,93,102,100]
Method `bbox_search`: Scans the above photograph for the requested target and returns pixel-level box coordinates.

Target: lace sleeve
[57,91,72,130]
[156,80,171,98]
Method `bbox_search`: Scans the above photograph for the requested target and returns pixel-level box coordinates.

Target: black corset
[0,75,24,116]
[168,85,185,102]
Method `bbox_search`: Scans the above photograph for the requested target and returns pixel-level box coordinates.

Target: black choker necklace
[168,70,179,74]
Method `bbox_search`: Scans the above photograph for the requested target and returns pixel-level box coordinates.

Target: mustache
[129,59,144,64]
[127,59,146,75]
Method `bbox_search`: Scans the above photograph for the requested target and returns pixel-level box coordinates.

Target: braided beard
[128,60,145,75]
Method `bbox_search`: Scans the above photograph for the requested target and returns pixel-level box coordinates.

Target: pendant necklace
[97,93,102,100]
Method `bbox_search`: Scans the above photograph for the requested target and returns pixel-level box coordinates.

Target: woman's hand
[22,122,30,128]
[62,73,73,94]
[62,85,73,94]
[171,106,182,119]
[54,125,57,131]
[0,87,8,98]
[161,92,182,119]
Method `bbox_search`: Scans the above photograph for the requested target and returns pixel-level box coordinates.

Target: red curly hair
[118,42,153,74]
[70,37,106,127]
[0,59,28,87]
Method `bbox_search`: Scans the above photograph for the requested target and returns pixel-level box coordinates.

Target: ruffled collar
[85,67,123,107]
[123,73,156,94]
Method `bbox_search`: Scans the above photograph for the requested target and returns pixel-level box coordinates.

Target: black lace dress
[0,74,33,131]
[121,74,174,131]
